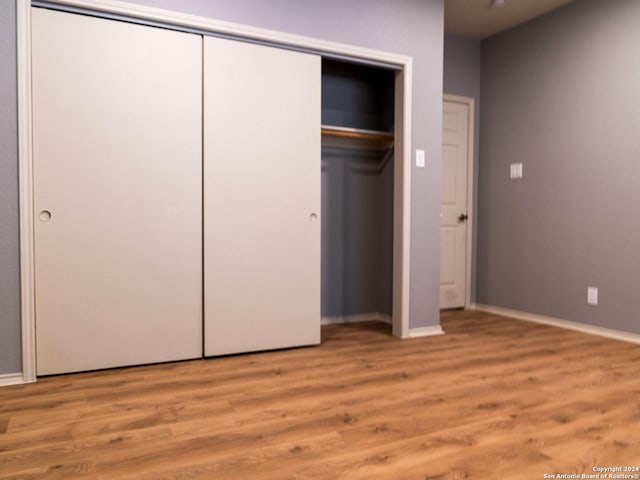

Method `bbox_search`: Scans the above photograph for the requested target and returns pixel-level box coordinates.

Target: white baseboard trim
[406,325,445,339]
[0,373,26,387]
[321,312,392,325]
[471,303,640,345]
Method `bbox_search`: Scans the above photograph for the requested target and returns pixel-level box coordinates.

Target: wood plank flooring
[1,310,640,479]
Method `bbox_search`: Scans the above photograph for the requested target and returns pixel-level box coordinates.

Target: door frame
[16,0,414,382]
[442,93,475,309]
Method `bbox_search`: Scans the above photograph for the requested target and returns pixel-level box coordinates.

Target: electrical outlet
[587,287,598,306]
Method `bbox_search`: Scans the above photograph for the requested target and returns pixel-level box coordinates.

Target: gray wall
[0,0,444,374]
[478,0,640,334]
[443,33,481,302]
[0,0,22,374]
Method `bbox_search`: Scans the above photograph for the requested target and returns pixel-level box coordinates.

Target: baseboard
[0,373,25,387]
[406,325,445,339]
[471,303,640,346]
[321,312,392,325]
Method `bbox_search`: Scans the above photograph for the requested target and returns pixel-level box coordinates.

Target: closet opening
[321,59,396,333]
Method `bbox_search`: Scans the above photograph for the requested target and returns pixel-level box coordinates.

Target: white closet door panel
[203,37,320,356]
[32,8,203,375]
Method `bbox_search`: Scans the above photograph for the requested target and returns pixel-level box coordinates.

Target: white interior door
[32,8,203,375]
[203,37,321,356]
[440,99,470,309]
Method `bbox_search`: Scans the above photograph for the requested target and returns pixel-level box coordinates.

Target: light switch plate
[510,163,523,179]
[587,287,598,306]
[416,149,425,168]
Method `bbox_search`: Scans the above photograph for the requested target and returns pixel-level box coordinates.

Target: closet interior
[321,59,396,324]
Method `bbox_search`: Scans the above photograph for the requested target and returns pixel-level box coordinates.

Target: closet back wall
[321,152,393,318]
[0,0,444,375]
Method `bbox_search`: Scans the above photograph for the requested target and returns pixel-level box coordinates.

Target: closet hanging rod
[321,125,394,151]
[321,125,394,142]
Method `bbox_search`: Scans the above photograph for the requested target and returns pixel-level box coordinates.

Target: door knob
[458,213,468,223]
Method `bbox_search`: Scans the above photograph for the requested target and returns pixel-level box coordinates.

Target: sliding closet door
[32,9,203,375]
[204,37,321,356]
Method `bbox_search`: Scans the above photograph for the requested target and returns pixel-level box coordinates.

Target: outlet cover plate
[510,163,523,179]
[587,287,598,306]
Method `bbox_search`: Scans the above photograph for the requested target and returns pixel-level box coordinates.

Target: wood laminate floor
[1,310,640,479]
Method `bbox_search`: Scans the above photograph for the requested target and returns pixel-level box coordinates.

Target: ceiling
[445,0,576,39]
